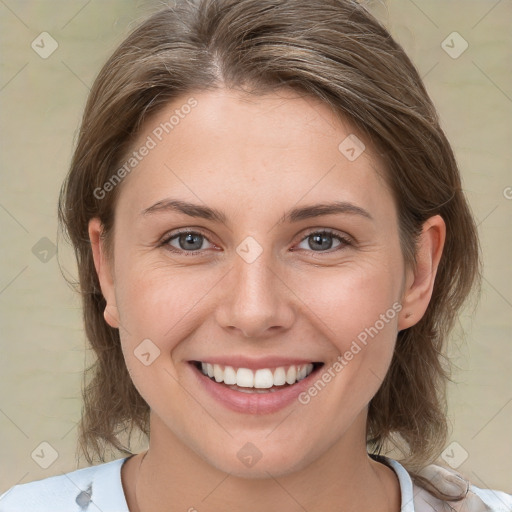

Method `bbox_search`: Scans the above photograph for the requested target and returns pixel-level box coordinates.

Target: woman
[1,0,510,510]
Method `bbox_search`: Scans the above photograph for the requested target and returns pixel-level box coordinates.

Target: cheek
[295,260,402,345]
[113,266,193,408]
[112,262,225,400]
[291,261,402,402]
[114,261,210,340]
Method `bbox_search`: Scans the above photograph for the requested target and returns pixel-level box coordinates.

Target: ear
[88,217,119,329]
[398,215,446,330]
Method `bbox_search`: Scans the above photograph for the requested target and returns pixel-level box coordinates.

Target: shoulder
[0,457,130,512]
[412,480,512,512]
[376,455,512,512]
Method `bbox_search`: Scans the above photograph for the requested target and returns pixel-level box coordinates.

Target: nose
[214,247,296,339]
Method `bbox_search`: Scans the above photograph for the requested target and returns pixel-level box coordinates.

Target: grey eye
[297,231,345,252]
[167,232,213,252]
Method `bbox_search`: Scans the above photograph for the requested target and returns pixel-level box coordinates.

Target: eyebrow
[140,198,373,224]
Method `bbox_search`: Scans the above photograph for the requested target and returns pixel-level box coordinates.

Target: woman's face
[90,88,441,477]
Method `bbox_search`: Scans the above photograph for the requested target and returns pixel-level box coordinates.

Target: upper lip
[190,356,323,370]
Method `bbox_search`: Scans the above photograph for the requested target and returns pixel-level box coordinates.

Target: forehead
[113,87,395,225]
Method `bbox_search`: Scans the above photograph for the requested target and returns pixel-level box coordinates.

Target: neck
[123,411,400,512]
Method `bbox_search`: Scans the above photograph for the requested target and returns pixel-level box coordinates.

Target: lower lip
[188,362,323,414]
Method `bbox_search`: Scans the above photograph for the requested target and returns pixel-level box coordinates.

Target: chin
[197,439,316,479]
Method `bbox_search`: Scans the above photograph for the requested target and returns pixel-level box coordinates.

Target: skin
[89,87,445,512]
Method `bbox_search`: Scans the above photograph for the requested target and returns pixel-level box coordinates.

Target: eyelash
[159,228,353,256]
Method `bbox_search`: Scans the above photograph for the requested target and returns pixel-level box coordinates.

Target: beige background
[0,0,511,495]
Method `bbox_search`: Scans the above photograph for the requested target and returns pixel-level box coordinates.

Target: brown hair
[57,0,480,498]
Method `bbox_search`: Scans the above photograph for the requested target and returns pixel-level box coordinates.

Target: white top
[1,454,511,511]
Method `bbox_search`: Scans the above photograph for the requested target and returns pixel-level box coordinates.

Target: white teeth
[273,367,286,386]
[213,364,223,383]
[285,366,297,385]
[223,365,237,385]
[236,368,254,388]
[254,369,274,388]
[198,362,315,388]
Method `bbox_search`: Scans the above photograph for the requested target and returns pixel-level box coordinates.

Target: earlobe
[398,215,446,331]
[88,218,119,329]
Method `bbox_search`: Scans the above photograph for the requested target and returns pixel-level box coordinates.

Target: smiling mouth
[191,361,324,393]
